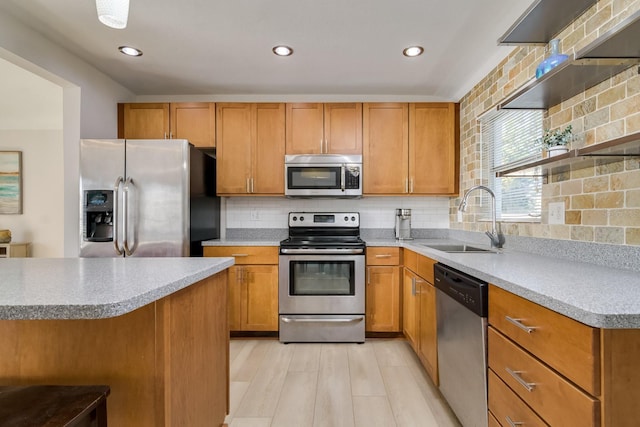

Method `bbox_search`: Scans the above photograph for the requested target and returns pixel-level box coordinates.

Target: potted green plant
[539,125,572,157]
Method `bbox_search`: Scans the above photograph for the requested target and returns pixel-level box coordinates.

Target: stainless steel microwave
[284,154,362,198]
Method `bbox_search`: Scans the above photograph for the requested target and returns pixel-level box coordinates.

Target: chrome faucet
[458,185,505,249]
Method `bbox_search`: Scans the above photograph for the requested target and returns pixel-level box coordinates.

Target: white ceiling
[0,0,533,101]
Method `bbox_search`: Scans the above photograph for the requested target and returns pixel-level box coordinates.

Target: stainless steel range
[279,212,366,343]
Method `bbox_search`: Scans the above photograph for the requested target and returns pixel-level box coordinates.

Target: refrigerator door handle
[113,176,124,255]
[123,177,135,256]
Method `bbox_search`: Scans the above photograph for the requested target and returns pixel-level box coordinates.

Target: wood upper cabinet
[363,103,409,194]
[118,102,215,148]
[363,102,458,195]
[286,103,362,154]
[216,103,285,195]
[409,103,459,195]
[120,103,170,139]
[170,102,215,148]
[366,247,401,333]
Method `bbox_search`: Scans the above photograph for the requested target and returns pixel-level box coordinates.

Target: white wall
[225,196,450,230]
[0,9,135,256]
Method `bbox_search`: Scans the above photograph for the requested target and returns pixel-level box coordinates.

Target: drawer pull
[231,253,249,257]
[506,367,536,392]
[505,416,524,427]
[505,316,536,333]
[375,254,393,258]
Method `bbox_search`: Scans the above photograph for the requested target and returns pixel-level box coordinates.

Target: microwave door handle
[341,164,346,191]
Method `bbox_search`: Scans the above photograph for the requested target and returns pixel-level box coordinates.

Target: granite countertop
[396,239,640,329]
[202,239,280,246]
[0,257,234,320]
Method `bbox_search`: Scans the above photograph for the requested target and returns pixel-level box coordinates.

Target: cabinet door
[366,266,401,332]
[216,103,253,194]
[121,103,170,139]
[253,103,285,194]
[241,265,279,331]
[409,103,459,195]
[228,266,242,331]
[403,268,419,349]
[170,102,215,148]
[418,281,438,385]
[286,103,324,154]
[324,103,362,154]
[363,103,409,194]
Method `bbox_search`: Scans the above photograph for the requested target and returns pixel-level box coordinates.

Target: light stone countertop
[397,239,640,329]
[0,257,234,320]
[202,239,280,246]
[202,236,640,328]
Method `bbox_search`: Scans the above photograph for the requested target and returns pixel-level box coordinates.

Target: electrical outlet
[250,210,260,221]
[457,210,463,222]
[548,202,565,225]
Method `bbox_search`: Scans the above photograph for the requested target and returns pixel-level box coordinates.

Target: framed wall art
[0,151,23,214]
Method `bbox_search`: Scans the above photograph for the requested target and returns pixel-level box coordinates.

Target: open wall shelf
[498,8,640,110]
[498,0,597,45]
[496,131,640,178]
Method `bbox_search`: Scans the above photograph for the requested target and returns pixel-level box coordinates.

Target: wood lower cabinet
[488,284,640,427]
[118,102,215,148]
[204,246,279,332]
[403,250,438,385]
[366,247,401,332]
[216,103,285,195]
[286,103,362,154]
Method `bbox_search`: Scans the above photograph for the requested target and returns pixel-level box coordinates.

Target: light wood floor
[225,338,461,427]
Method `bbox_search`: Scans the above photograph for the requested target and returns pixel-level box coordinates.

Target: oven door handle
[280,248,365,255]
[280,317,364,324]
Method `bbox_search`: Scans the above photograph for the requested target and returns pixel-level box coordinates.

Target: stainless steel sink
[421,244,496,253]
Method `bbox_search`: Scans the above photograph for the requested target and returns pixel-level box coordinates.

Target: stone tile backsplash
[454,0,640,246]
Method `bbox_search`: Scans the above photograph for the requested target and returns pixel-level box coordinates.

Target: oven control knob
[351,216,356,222]
[292,216,297,221]
[300,216,305,222]
[344,216,349,222]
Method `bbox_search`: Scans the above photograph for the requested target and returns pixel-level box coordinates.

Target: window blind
[480,109,544,220]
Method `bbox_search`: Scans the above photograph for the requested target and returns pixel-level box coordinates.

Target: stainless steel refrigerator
[79,139,220,257]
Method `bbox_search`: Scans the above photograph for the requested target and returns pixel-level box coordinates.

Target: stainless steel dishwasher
[434,263,488,427]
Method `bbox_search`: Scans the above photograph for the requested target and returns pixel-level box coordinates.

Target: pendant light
[96,0,130,29]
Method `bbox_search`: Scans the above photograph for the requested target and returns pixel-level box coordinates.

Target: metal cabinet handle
[246,178,250,193]
[505,367,536,392]
[505,316,537,333]
[367,267,371,285]
[505,416,524,427]
[409,178,414,193]
[250,178,254,193]
[113,176,124,255]
[405,178,408,193]
[375,254,392,258]
[411,277,416,296]
[231,253,249,257]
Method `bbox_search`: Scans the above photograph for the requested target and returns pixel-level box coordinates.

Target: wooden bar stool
[0,385,110,426]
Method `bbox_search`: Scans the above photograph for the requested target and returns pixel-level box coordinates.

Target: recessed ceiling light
[272,45,293,56]
[403,46,424,57]
[118,46,143,57]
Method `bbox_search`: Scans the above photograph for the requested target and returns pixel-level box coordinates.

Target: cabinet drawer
[203,246,278,264]
[416,255,435,283]
[489,327,599,427]
[489,285,599,395]
[488,369,547,427]
[366,247,400,265]
[403,249,417,272]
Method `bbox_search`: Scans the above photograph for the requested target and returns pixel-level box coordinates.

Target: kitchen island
[0,257,234,426]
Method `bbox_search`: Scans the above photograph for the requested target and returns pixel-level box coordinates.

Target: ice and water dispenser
[83,190,114,242]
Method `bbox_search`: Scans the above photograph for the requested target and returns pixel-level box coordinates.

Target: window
[480,109,544,221]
